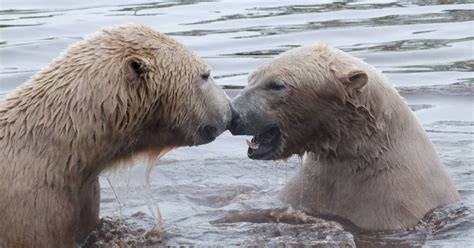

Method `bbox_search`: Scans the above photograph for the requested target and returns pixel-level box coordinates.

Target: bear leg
[76,176,100,244]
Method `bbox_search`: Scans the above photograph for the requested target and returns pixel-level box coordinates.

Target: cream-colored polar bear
[229,44,460,230]
[0,23,232,247]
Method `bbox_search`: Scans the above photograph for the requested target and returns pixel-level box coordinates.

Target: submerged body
[229,44,460,230]
[0,24,231,247]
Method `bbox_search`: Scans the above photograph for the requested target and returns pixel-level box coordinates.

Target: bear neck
[290,93,459,230]
[308,84,425,173]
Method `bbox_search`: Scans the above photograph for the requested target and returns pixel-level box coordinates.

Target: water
[1,0,473,246]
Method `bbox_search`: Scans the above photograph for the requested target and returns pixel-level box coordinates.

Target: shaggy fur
[231,44,460,230]
[0,23,231,247]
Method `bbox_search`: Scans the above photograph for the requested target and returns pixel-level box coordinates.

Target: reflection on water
[0,0,473,246]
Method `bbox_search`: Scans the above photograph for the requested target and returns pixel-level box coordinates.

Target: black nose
[228,104,240,133]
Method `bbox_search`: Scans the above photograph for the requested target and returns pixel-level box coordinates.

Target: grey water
[0,0,473,247]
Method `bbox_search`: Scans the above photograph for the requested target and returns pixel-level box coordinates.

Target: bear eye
[201,72,210,81]
[266,81,286,91]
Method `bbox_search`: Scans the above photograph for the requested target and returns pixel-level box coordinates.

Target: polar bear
[229,43,460,230]
[0,23,232,247]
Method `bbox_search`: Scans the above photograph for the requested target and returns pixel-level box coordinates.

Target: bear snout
[228,109,251,136]
[228,104,241,133]
[229,92,268,136]
[228,109,262,136]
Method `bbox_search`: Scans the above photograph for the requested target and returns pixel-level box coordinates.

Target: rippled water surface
[1,0,473,247]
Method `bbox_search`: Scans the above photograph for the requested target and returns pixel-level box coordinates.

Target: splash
[106,176,124,221]
[298,154,304,206]
[102,147,174,243]
[105,160,133,221]
[142,147,174,240]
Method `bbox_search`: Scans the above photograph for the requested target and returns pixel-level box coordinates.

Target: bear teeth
[246,139,259,150]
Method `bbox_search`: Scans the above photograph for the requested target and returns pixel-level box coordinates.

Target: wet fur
[0,24,230,247]
[238,44,460,230]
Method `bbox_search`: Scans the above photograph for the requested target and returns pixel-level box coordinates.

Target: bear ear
[338,69,368,97]
[126,56,149,81]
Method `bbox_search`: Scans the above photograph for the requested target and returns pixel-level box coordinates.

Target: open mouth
[246,124,281,160]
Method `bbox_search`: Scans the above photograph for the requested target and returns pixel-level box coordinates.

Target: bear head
[17,24,233,168]
[229,44,376,160]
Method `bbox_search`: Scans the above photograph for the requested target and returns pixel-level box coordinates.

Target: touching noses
[228,103,239,131]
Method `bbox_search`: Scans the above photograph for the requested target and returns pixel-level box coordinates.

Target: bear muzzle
[228,107,281,160]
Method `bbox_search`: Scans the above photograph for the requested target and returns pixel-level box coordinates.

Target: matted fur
[232,44,460,230]
[0,23,231,247]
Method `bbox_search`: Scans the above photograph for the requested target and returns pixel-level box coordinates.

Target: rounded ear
[338,69,368,97]
[126,56,150,81]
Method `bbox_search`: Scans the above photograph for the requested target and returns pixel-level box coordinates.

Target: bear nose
[228,104,240,133]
